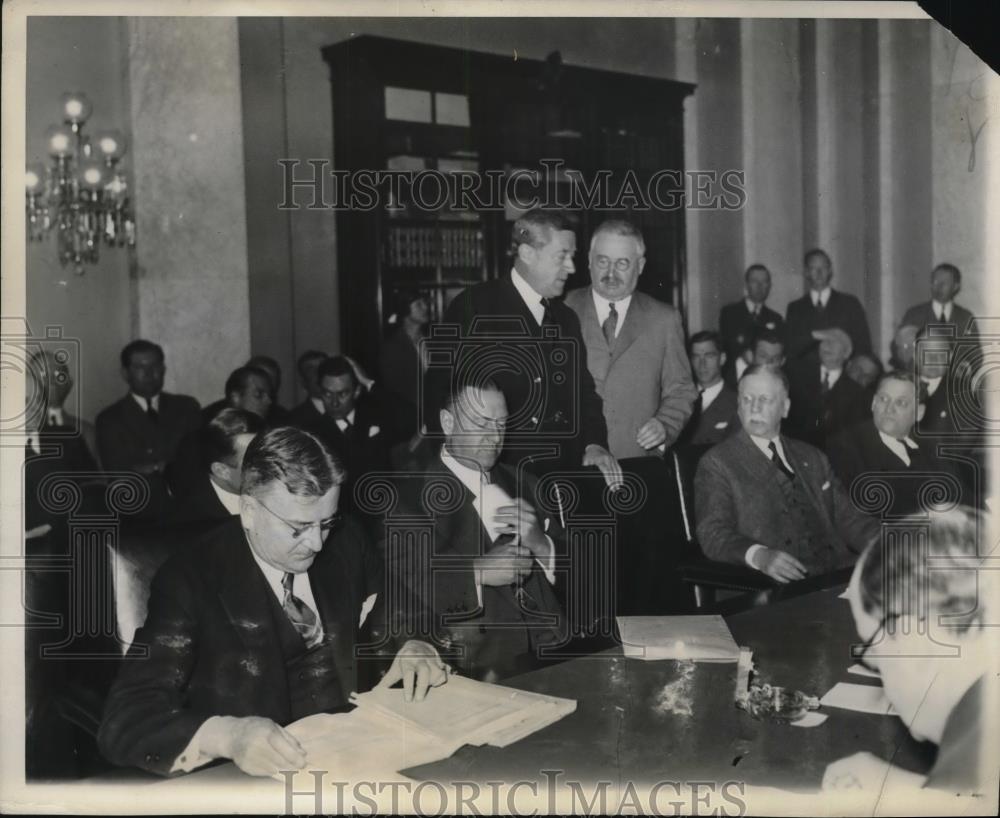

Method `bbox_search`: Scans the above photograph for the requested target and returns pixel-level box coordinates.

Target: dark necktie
[540,297,556,328]
[814,295,825,315]
[340,416,353,440]
[768,441,796,481]
[281,572,323,648]
[145,397,158,422]
[751,304,761,322]
[603,301,619,348]
[821,369,831,395]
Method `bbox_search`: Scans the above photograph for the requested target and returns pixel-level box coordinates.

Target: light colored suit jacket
[565,288,697,460]
[694,429,880,570]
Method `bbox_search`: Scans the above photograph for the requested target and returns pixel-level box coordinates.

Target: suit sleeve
[784,300,809,361]
[694,453,758,564]
[653,309,698,446]
[824,455,880,553]
[97,560,208,776]
[849,298,874,357]
[565,309,608,452]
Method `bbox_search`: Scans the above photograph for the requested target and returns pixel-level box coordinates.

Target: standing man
[96,340,202,523]
[435,209,621,487]
[718,264,784,371]
[694,365,879,582]
[564,219,696,460]
[784,249,873,363]
[98,427,447,777]
[679,330,738,449]
[900,263,976,338]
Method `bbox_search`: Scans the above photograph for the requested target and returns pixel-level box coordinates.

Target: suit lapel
[609,294,644,366]
[577,288,606,352]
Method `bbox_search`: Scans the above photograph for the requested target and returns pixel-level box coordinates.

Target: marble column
[127,17,251,404]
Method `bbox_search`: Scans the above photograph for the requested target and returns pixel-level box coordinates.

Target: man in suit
[98,427,448,777]
[787,327,870,449]
[723,326,786,389]
[694,365,879,582]
[718,264,784,370]
[28,348,99,466]
[564,219,696,459]
[434,209,621,488]
[247,354,292,425]
[827,371,970,515]
[679,330,738,448]
[170,408,264,526]
[914,328,978,438]
[784,248,873,363]
[96,340,202,523]
[201,365,274,425]
[900,263,976,339]
[289,350,327,428]
[387,379,565,682]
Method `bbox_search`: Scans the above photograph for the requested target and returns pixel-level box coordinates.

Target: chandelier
[25,92,136,274]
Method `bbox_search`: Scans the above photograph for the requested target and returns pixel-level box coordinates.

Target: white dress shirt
[209,480,241,515]
[810,287,831,309]
[46,407,65,427]
[591,290,632,339]
[745,434,794,569]
[931,300,952,322]
[878,430,918,467]
[510,269,546,326]
[700,379,725,411]
[334,409,357,433]
[922,376,943,398]
[745,298,762,316]
[735,357,749,382]
[440,448,555,605]
[130,392,160,413]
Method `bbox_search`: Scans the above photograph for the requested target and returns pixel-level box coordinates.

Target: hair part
[241,426,345,497]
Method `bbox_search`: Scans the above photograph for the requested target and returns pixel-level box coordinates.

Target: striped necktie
[281,572,323,648]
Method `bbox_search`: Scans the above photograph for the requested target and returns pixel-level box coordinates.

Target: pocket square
[368,425,380,437]
[822,480,831,490]
[765,322,776,329]
[714,421,729,430]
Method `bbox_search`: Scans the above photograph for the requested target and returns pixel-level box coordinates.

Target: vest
[775,472,847,575]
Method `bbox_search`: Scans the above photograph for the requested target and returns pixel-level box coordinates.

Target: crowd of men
[23,208,989,786]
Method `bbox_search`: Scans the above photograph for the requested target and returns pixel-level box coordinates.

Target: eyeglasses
[254,496,342,540]
[592,255,633,273]
[738,394,778,410]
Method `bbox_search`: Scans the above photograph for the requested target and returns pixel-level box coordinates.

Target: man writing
[98,427,447,777]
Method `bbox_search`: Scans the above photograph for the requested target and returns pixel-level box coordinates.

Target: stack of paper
[349,674,577,748]
[617,615,741,662]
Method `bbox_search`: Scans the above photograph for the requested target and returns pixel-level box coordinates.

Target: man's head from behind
[440,379,508,472]
[744,264,771,305]
[225,366,273,419]
[846,353,883,390]
[120,340,165,399]
[297,350,327,400]
[813,327,853,371]
[203,408,265,494]
[737,365,790,440]
[871,371,924,440]
[588,219,646,302]
[318,356,361,420]
[240,427,345,574]
[29,349,73,411]
[751,328,785,367]
[688,331,725,388]
[510,209,577,299]
[930,263,961,304]
[803,248,833,292]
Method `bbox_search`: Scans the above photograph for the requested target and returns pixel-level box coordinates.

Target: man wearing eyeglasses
[99,427,448,778]
[564,219,697,460]
[694,365,879,583]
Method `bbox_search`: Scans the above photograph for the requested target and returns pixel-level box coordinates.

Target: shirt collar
[311,397,325,414]
[931,299,952,319]
[700,379,725,408]
[922,375,943,395]
[130,392,160,411]
[440,448,487,498]
[821,366,843,386]
[749,432,784,458]
[811,287,832,307]
[878,429,918,451]
[334,409,356,430]
[46,407,65,426]
[510,269,546,325]
[745,298,763,314]
[209,480,242,515]
[591,290,632,331]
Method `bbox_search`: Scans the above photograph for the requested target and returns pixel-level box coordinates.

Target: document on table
[820,682,899,715]
[617,615,741,662]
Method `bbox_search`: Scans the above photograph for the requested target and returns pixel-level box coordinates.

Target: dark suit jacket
[436,275,608,471]
[289,397,325,429]
[786,364,870,449]
[97,514,384,776]
[680,385,739,448]
[924,675,991,794]
[379,328,424,440]
[384,458,565,680]
[785,289,873,362]
[25,427,99,531]
[96,392,202,520]
[900,301,975,339]
[719,300,784,363]
[694,430,879,571]
[168,473,235,527]
[564,287,697,459]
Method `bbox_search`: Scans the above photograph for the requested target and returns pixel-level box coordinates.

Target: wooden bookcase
[323,36,695,370]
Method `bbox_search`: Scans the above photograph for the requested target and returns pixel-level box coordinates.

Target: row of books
[383,225,485,269]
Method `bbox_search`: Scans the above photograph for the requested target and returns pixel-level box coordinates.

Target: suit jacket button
[145,753,153,762]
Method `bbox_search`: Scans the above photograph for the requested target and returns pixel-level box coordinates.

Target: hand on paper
[208,715,306,777]
[379,639,451,702]
[492,500,550,559]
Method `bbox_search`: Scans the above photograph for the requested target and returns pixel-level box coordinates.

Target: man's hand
[378,639,451,702]
[342,355,375,391]
[473,542,533,587]
[636,418,667,450]
[752,547,808,583]
[207,715,306,777]
[583,444,624,490]
[493,500,550,559]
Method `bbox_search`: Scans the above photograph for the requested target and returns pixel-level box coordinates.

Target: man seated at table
[824,506,998,797]
[694,365,880,583]
[385,378,565,683]
[98,427,448,778]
